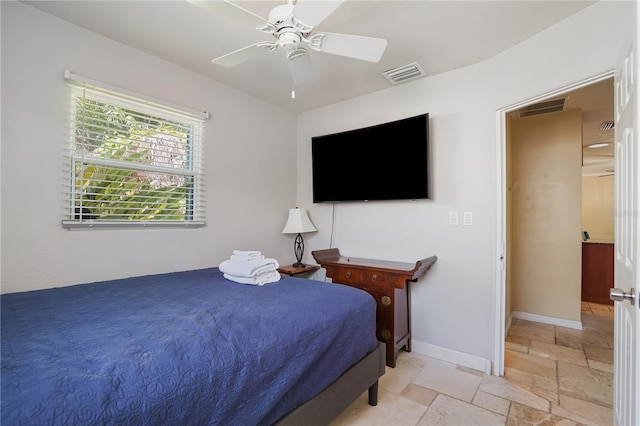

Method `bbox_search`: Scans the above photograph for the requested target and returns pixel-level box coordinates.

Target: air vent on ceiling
[518,98,566,118]
[382,62,425,85]
[600,121,615,131]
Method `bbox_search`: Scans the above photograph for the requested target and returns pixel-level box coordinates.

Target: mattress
[1,267,378,425]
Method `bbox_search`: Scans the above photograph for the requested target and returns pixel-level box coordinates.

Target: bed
[1,267,385,425]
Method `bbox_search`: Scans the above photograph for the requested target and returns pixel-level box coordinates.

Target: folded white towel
[224,271,281,286]
[219,258,280,278]
[232,250,262,258]
[230,254,265,262]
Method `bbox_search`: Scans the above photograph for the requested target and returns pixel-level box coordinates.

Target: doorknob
[610,287,636,305]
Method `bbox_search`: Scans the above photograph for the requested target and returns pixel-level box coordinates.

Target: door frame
[494,70,615,376]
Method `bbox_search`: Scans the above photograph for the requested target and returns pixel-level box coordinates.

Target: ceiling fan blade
[311,32,387,62]
[211,42,273,67]
[293,0,344,28]
[188,0,267,28]
[287,50,317,87]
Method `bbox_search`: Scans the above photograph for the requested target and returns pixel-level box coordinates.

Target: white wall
[582,175,615,242]
[297,1,632,368]
[0,2,297,293]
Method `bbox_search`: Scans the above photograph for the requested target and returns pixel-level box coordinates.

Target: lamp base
[293,233,305,268]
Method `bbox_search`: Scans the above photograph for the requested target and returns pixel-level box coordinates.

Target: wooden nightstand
[277,264,320,277]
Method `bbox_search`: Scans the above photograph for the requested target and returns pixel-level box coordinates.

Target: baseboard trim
[411,339,493,374]
[512,310,582,330]
[506,311,515,335]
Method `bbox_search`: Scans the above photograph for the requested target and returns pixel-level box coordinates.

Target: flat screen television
[312,113,430,203]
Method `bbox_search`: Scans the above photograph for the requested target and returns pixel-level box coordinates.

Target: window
[63,72,207,228]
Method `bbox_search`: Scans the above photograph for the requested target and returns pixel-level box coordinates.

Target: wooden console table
[312,248,437,367]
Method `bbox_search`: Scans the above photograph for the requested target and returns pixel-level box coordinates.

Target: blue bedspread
[1,268,377,425]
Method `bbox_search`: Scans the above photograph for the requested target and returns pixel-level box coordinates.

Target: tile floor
[332,302,614,425]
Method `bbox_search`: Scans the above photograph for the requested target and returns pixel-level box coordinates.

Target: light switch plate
[449,211,459,226]
[463,211,473,225]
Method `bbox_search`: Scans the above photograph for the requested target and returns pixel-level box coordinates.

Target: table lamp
[282,207,317,267]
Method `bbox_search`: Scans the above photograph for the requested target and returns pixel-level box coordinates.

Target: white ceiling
[23,0,612,174]
[24,0,596,113]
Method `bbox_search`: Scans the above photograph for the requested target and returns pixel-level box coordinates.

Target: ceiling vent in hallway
[600,121,615,131]
[518,98,567,118]
[382,62,426,84]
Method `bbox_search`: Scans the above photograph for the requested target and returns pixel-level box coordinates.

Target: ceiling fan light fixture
[278,30,302,50]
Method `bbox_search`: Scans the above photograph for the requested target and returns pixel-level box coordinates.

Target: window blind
[62,71,207,228]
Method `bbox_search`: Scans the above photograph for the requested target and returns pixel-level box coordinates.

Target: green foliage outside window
[73,97,195,221]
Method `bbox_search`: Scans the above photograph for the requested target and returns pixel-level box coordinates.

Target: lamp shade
[281,208,317,234]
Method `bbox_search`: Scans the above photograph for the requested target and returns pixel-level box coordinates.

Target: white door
[611,3,639,425]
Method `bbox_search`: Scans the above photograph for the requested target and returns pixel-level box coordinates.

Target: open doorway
[494,72,615,376]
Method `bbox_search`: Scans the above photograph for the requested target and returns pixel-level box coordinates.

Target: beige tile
[479,379,550,412]
[555,326,609,350]
[472,390,512,416]
[558,361,613,408]
[588,303,612,312]
[419,394,506,426]
[554,335,585,351]
[505,349,557,380]
[529,340,588,367]
[412,359,482,403]
[583,344,613,364]
[552,394,613,426]
[555,420,579,426]
[605,334,614,349]
[335,311,613,426]
[506,402,569,426]
[331,388,428,426]
[506,334,530,345]
[581,301,592,314]
[456,365,486,377]
[581,315,614,333]
[503,367,558,404]
[380,361,422,395]
[592,309,614,318]
[587,359,614,373]
[395,351,431,369]
[505,335,530,353]
[508,320,556,345]
[401,383,438,408]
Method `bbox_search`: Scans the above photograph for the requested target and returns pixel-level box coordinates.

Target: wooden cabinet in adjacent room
[581,242,614,305]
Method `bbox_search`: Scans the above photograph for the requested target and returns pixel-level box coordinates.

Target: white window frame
[62,71,208,229]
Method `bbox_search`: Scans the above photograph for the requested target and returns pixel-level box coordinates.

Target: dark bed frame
[277,342,386,425]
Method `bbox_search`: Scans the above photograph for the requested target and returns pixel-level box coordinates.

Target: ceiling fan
[188,0,388,87]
